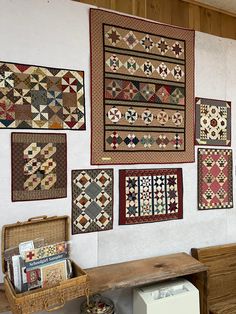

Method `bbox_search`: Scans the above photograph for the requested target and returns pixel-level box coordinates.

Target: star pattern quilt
[119,168,183,224]
[90,9,194,164]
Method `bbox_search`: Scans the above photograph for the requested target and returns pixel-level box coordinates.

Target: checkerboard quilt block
[0,61,85,130]
[195,98,231,146]
[119,168,183,225]
[72,169,113,234]
[12,133,67,201]
[198,148,233,210]
[90,9,194,164]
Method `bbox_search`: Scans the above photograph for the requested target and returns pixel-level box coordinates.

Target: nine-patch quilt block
[72,169,113,234]
[11,133,67,201]
[198,148,233,210]
[0,61,85,130]
[195,98,231,146]
[90,9,194,164]
[119,168,183,225]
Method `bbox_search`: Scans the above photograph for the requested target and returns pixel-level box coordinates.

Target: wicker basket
[2,215,89,314]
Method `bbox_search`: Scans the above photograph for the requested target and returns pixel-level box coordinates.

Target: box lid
[1,215,70,273]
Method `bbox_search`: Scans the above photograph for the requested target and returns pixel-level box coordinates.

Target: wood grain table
[0,252,208,314]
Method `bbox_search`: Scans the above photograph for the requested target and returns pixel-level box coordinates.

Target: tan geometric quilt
[0,61,85,130]
[12,132,67,201]
[90,9,194,164]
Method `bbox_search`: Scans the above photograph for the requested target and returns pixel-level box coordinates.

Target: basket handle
[44,296,65,312]
[27,215,48,222]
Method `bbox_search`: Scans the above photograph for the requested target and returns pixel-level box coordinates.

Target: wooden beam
[181,0,236,18]
[76,0,236,40]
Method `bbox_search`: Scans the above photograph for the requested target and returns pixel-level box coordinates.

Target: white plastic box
[133,278,200,314]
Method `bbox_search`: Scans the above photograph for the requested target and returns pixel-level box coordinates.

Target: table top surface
[0,252,207,313]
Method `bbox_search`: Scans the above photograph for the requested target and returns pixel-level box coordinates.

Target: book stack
[4,239,72,293]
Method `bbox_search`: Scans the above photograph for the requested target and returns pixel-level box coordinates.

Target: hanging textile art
[119,168,183,225]
[90,9,194,164]
[198,148,233,210]
[0,61,85,130]
[195,98,231,146]
[72,169,113,234]
[12,132,67,201]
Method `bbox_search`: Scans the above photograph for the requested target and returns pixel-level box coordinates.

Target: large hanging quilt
[90,9,194,164]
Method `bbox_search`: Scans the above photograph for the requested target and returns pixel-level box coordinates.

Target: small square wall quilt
[198,148,233,210]
[0,61,85,130]
[195,98,231,146]
[119,168,183,225]
[90,9,194,164]
[12,133,67,201]
[72,169,113,234]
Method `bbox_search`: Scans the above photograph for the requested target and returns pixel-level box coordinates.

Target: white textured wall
[0,0,235,313]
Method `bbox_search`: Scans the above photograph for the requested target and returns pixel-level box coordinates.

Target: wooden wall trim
[77,0,236,40]
[181,0,236,19]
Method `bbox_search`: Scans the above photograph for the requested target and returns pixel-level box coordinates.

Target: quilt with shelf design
[90,9,194,164]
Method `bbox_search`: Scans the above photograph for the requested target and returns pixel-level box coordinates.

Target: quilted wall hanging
[12,132,67,201]
[119,168,183,225]
[195,98,231,146]
[0,61,85,130]
[90,9,194,165]
[198,148,233,210]
[72,169,113,234]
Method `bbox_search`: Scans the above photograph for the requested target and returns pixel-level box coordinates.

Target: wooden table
[0,252,208,314]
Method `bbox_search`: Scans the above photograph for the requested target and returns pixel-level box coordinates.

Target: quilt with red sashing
[119,168,183,224]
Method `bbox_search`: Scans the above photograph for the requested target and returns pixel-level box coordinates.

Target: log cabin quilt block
[195,98,231,146]
[198,148,233,210]
[72,169,113,234]
[11,132,67,201]
[90,9,194,164]
[119,168,183,225]
[0,61,85,130]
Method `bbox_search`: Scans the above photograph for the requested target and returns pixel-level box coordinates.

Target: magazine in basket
[1,215,88,314]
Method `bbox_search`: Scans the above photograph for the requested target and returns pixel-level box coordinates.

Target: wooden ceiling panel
[78,0,236,40]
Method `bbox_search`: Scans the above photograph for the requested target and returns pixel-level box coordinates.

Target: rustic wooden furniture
[192,243,236,314]
[0,252,208,314]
